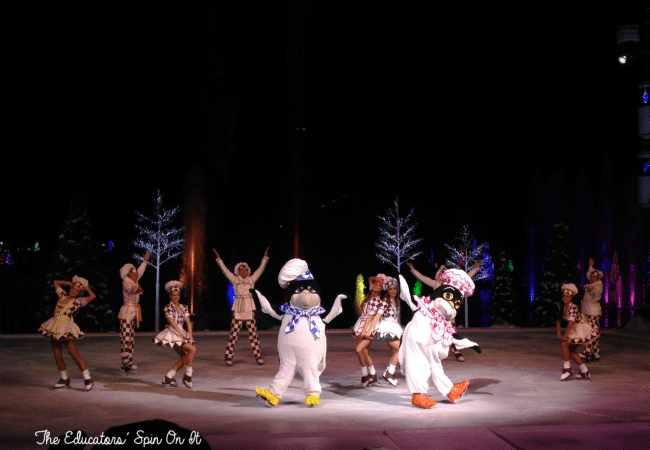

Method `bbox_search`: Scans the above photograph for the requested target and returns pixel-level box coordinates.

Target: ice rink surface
[2,325,649,449]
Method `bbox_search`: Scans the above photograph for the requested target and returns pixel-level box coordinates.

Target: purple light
[630,264,636,307]
[601,242,610,304]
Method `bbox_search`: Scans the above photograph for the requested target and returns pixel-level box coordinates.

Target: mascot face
[289,280,321,310]
[430,285,463,320]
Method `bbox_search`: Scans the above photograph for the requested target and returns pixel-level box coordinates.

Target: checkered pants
[120,319,136,368]
[584,314,601,358]
[225,317,262,362]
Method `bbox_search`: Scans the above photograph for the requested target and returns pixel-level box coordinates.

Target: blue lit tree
[133,190,185,332]
[375,198,422,273]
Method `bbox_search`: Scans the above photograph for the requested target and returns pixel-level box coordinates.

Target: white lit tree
[444,226,493,280]
[133,190,185,332]
[444,225,492,327]
[375,198,422,273]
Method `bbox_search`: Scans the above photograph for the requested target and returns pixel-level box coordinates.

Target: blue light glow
[227,283,235,308]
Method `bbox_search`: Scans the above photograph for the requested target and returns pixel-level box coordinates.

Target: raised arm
[250,247,270,283]
[407,262,441,289]
[53,280,70,291]
[213,248,236,283]
[137,252,150,279]
[467,261,482,279]
[84,286,97,304]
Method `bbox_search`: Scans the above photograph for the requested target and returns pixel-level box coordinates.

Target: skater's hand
[407,262,414,271]
[143,252,151,262]
[212,248,220,260]
[264,246,270,258]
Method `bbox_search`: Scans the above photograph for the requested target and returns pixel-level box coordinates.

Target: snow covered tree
[489,250,522,326]
[133,190,185,332]
[41,192,114,331]
[375,198,422,273]
[530,223,579,327]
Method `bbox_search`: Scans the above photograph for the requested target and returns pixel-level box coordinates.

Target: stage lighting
[616,25,640,65]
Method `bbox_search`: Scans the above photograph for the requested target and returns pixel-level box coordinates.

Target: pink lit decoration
[630,264,636,307]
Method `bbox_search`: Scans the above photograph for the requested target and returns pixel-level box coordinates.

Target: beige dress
[39,287,88,341]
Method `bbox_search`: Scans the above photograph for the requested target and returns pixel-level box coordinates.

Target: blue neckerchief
[280,303,326,338]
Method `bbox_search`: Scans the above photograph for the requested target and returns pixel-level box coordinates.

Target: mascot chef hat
[278,258,321,295]
[439,269,475,297]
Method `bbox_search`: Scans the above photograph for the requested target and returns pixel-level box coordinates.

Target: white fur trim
[165,280,183,293]
[120,264,135,280]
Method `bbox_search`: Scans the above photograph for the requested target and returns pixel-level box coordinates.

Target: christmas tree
[489,250,521,326]
[530,223,579,327]
[42,192,114,331]
[375,198,422,273]
[132,190,185,332]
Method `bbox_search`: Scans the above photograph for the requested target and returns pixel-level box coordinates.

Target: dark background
[2,2,647,331]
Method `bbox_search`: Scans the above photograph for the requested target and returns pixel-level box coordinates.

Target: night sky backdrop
[4,3,647,326]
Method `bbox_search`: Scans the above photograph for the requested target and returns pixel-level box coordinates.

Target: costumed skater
[352,273,388,387]
[398,270,481,408]
[153,281,196,388]
[39,276,97,391]
[118,252,150,372]
[376,276,403,386]
[581,258,604,362]
[213,247,269,366]
[255,258,347,407]
[406,261,480,362]
[557,283,599,381]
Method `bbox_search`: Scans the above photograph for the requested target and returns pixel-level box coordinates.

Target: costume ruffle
[376,318,403,341]
[39,316,85,341]
[566,318,600,345]
[564,303,600,345]
[153,327,194,348]
[416,296,455,349]
[352,316,379,340]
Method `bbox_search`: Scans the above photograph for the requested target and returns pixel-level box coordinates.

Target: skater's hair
[382,277,399,308]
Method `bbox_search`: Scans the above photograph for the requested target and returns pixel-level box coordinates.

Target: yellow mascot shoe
[305,394,320,407]
[255,388,279,407]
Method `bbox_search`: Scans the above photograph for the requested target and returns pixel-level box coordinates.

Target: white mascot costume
[398,269,480,408]
[255,259,347,407]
